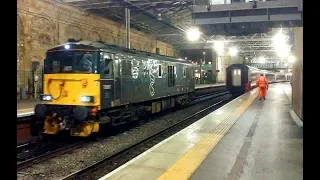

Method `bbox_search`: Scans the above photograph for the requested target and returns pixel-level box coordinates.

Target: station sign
[246,63,292,69]
[250,59,275,64]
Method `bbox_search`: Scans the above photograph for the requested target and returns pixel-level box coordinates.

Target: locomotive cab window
[168,65,175,87]
[44,51,99,74]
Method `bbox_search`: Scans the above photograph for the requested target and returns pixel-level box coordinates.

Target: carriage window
[191,68,194,78]
[122,59,132,76]
[158,65,162,77]
[232,69,241,86]
[168,65,175,87]
[183,67,186,78]
[104,59,112,75]
[103,53,113,77]
[113,54,120,78]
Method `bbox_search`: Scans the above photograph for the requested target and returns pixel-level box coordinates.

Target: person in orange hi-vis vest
[245,80,251,92]
[256,74,268,100]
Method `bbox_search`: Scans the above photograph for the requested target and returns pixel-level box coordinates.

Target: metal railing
[194,0,288,6]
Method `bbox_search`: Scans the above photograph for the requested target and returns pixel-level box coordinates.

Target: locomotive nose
[34,104,47,119]
[73,106,88,122]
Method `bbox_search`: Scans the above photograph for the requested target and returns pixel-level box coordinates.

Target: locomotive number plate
[103,85,112,89]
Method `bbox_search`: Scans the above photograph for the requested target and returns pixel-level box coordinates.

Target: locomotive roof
[48,40,194,65]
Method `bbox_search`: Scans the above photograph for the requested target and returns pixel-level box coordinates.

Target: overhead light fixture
[273,29,290,58]
[288,55,296,63]
[258,56,266,63]
[213,41,224,55]
[187,27,200,41]
[229,47,238,57]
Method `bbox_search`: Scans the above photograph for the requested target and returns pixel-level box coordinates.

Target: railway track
[16,90,229,172]
[17,138,89,171]
[60,94,233,180]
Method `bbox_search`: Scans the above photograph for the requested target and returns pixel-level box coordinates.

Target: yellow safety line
[157,92,257,180]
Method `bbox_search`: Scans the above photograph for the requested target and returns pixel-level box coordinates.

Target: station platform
[195,83,225,89]
[99,82,303,180]
[17,100,39,118]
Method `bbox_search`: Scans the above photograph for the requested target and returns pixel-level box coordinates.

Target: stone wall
[215,54,244,83]
[292,27,303,120]
[17,0,179,91]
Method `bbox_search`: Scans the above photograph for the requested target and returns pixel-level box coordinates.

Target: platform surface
[99,82,302,180]
[17,100,39,117]
[195,83,225,89]
[190,82,302,180]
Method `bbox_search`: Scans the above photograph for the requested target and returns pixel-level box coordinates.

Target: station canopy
[62,0,295,63]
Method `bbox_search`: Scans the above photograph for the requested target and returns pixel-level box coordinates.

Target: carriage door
[232,69,241,86]
[100,53,119,109]
[113,54,121,106]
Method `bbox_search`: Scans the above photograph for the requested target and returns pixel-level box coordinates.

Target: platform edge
[289,109,303,127]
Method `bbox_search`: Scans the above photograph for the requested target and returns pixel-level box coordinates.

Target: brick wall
[215,54,244,83]
[17,0,180,91]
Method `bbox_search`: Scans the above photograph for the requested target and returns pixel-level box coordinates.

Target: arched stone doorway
[29,16,55,95]
[88,30,101,41]
[65,24,82,41]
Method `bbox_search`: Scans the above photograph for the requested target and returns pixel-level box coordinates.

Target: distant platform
[195,83,225,89]
[17,100,39,118]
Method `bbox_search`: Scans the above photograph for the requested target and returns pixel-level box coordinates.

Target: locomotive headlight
[64,44,70,49]
[40,94,52,101]
[80,96,94,103]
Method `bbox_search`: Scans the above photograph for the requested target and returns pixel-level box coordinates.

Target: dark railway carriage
[32,40,196,137]
[226,64,250,95]
[226,64,290,95]
[99,44,195,109]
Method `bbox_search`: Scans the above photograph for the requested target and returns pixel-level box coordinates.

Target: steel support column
[125,8,130,49]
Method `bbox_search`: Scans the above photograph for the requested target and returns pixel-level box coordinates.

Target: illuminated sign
[250,59,275,64]
[246,63,292,69]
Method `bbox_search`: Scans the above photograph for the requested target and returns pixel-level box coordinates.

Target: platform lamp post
[31,61,40,99]
[186,27,201,85]
[229,47,238,64]
[201,51,206,84]
[213,41,225,83]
